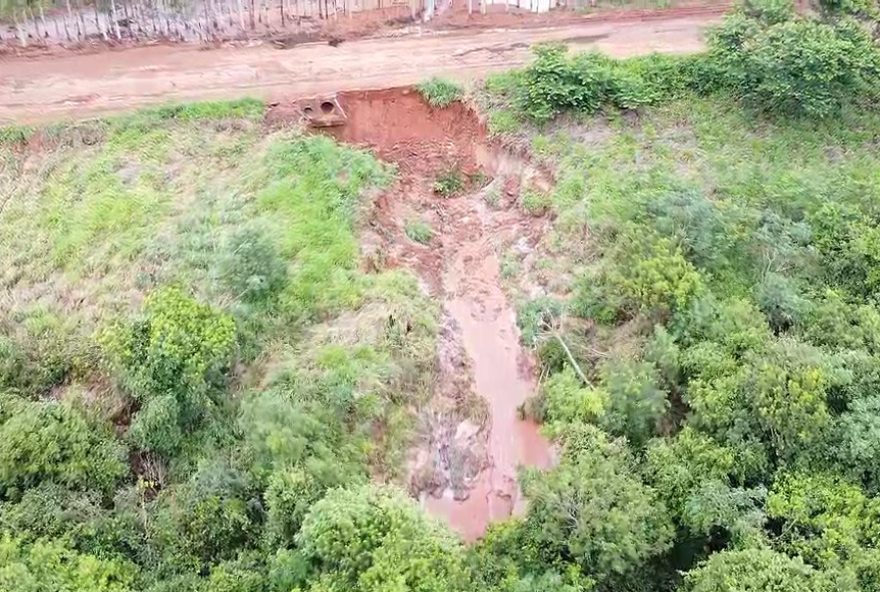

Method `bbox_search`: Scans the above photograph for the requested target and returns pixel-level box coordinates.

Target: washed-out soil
[269,87,554,540]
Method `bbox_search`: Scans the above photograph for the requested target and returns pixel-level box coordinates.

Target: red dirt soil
[329,88,486,175]
[292,88,554,540]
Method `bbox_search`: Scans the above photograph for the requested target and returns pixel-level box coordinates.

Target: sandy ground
[0,8,721,124]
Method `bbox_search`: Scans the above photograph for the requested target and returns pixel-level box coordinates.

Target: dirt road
[0,10,721,124]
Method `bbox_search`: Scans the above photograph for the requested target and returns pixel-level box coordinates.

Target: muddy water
[310,87,553,540]
[425,196,552,540]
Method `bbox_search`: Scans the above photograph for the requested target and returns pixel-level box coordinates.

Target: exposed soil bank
[296,87,553,539]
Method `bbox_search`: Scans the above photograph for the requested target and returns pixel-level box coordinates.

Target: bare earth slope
[0,10,719,124]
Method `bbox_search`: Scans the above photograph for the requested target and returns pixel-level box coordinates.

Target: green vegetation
[0,394,127,498]
[478,1,880,589]
[417,77,465,108]
[405,219,434,244]
[432,168,465,197]
[0,102,441,591]
[0,533,136,591]
[520,189,552,215]
[483,185,502,208]
[483,0,878,124]
[2,1,880,590]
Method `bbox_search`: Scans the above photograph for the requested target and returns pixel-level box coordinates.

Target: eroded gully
[304,87,553,540]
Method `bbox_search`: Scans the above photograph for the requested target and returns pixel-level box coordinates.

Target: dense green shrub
[645,430,767,546]
[0,395,127,500]
[493,0,879,122]
[0,322,76,395]
[0,534,137,592]
[0,336,24,391]
[645,429,734,512]
[104,286,236,398]
[837,396,880,487]
[297,484,465,591]
[506,46,707,122]
[756,273,809,333]
[682,338,833,463]
[516,297,564,347]
[239,391,365,545]
[515,46,696,121]
[538,367,607,426]
[0,483,145,562]
[767,471,880,575]
[813,0,879,17]
[0,482,147,561]
[738,19,877,117]
[103,287,236,455]
[216,225,287,304]
[606,53,696,108]
[705,0,880,117]
[516,45,612,121]
[152,459,259,572]
[129,394,184,458]
[597,358,669,447]
[684,548,841,591]
[746,344,832,459]
[203,558,266,592]
[600,233,704,320]
[639,189,736,270]
[518,426,674,584]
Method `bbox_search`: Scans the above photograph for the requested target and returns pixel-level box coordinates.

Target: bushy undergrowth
[0,103,442,591]
[486,0,879,122]
[404,219,434,244]
[511,47,696,121]
[507,49,880,589]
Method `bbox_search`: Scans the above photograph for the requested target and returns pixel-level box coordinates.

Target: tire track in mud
[293,87,553,540]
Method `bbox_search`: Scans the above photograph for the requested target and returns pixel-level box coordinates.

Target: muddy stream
[427,193,553,539]
[295,87,553,540]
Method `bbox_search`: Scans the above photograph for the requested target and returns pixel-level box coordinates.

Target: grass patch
[483,185,501,208]
[405,219,434,244]
[521,189,552,215]
[0,125,33,146]
[487,110,521,137]
[416,77,464,108]
[110,98,265,130]
[432,168,465,198]
[257,135,391,321]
